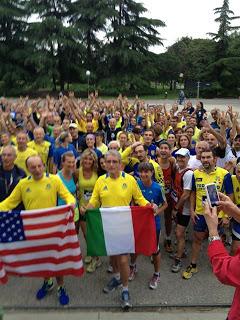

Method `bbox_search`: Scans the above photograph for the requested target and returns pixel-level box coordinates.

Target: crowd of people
[0,93,239,316]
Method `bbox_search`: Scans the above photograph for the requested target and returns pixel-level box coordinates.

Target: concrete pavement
[2,309,230,320]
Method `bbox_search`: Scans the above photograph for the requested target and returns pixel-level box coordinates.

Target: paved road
[136,98,240,113]
[0,230,234,310]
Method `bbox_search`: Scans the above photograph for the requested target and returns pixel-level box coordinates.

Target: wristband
[208,235,221,243]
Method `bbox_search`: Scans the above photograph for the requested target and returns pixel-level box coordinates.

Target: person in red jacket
[204,193,240,320]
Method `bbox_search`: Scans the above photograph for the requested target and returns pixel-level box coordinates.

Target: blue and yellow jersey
[89,171,148,208]
[121,147,164,188]
[231,175,240,207]
[0,173,75,211]
[193,167,233,216]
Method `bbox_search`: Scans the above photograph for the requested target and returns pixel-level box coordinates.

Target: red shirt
[208,240,240,320]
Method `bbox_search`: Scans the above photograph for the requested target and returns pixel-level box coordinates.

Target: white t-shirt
[181,169,193,215]
[216,144,236,168]
[188,155,202,171]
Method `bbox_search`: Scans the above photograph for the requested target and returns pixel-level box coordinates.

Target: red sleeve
[208,240,240,288]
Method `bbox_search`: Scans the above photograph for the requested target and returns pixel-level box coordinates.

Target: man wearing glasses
[85,150,149,310]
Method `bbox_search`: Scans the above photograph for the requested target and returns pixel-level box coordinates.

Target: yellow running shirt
[79,167,98,206]
[15,147,38,175]
[89,171,148,208]
[193,167,233,215]
[28,140,52,167]
[0,173,75,210]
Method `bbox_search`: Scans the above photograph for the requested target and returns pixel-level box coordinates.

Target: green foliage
[208,0,240,56]
[1,0,240,98]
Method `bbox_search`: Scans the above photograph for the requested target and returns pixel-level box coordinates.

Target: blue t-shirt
[137,180,165,231]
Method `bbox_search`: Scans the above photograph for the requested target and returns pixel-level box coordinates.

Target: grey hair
[108,140,120,149]
[2,145,17,157]
[105,150,121,162]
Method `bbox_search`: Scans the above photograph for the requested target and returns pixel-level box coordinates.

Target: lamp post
[86,70,90,98]
[179,73,184,88]
[197,81,200,99]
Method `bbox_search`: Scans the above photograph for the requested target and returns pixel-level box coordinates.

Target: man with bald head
[188,141,209,170]
[15,131,37,175]
[28,127,53,172]
[0,155,75,306]
[0,145,26,206]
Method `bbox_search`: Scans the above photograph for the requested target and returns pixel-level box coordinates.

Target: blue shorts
[193,214,225,235]
[193,215,208,232]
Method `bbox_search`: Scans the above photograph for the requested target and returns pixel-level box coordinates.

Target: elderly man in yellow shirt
[15,131,37,175]
[28,127,53,172]
[85,150,150,310]
[0,155,75,306]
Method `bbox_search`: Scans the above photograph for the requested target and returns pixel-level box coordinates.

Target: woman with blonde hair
[78,149,100,273]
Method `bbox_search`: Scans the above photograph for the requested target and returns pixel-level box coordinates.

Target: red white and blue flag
[0,205,84,284]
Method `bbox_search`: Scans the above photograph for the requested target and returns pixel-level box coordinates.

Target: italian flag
[86,206,157,256]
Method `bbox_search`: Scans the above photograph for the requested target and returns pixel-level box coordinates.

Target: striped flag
[0,205,84,284]
[86,206,157,256]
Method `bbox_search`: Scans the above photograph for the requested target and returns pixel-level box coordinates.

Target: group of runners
[0,93,239,310]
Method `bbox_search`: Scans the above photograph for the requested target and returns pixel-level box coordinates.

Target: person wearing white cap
[171,148,193,273]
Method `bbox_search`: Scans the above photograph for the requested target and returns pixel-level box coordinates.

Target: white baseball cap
[175,148,190,157]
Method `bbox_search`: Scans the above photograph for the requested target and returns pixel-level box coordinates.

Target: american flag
[0,205,84,284]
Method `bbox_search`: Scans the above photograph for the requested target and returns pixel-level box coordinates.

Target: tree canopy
[0,0,240,97]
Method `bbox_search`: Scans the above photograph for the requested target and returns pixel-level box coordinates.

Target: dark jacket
[0,164,26,209]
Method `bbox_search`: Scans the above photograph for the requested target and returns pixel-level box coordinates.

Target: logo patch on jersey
[122,183,127,189]
[46,184,51,190]
[26,187,31,193]
[103,185,108,191]
[196,178,202,181]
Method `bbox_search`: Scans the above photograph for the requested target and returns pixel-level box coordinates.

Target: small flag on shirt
[0,205,84,284]
[86,206,157,256]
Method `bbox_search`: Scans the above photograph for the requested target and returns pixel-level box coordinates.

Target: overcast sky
[142,0,240,53]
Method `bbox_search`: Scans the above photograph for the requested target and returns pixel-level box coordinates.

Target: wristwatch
[208,235,221,243]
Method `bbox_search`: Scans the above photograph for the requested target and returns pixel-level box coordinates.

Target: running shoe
[36,280,54,300]
[149,274,160,290]
[86,257,102,273]
[121,290,132,310]
[129,265,137,281]
[84,256,92,264]
[106,264,113,273]
[171,259,182,273]
[103,277,122,293]
[182,264,198,280]
[58,286,69,306]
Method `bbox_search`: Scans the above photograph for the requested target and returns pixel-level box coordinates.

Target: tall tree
[0,0,30,94]
[70,0,112,75]
[208,0,240,57]
[101,0,165,92]
[27,0,82,91]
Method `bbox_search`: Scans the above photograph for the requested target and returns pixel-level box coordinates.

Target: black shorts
[176,212,190,228]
